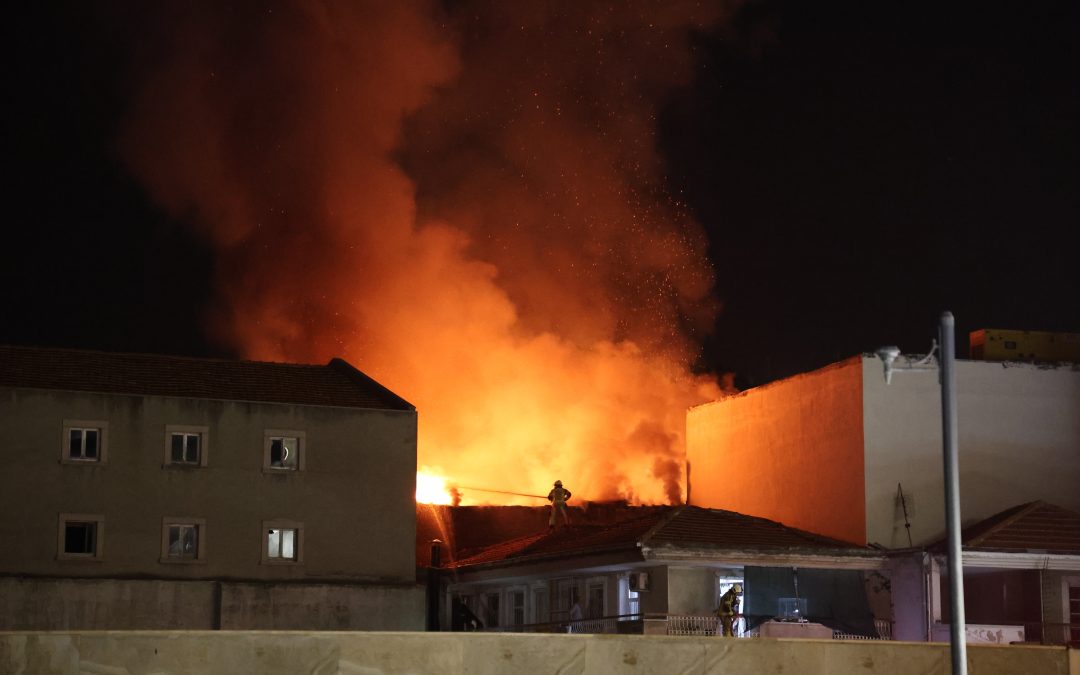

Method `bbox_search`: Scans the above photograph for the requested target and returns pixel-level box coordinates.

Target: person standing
[716,584,742,637]
[547,480,571,529]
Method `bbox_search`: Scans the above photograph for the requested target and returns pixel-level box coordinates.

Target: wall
[667,567,717,615]
[0,578,424,631]
[862,358,1080,547]
[687,358,866,544]
[887,554,928,642]
[0,630,1072,675]
[0,388,418,583]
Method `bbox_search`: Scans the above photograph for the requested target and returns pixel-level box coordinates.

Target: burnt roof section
[447,505,871,570]
[944,501,1080,555]
[0,344,414,411]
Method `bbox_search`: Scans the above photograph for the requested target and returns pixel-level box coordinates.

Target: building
[686,353,1080,548]
[0,345,423,630]
[889,501,1080,645]
[420,503,889,639]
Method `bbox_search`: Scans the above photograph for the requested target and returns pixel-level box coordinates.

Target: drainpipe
[427,539,443,631]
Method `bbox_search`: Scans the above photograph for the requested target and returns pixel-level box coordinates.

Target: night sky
[4,1,1078,390]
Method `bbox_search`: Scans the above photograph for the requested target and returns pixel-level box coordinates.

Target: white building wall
[862,356,1080,547]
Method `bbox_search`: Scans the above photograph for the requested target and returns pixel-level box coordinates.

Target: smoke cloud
[119,0,732,504]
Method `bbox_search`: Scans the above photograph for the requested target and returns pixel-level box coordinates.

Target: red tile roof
[955,501,1080,555]
[0,345,413,410]
[446,505,871,570]
[648,506,859,550]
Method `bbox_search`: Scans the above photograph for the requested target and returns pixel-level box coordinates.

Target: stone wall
[0,631,1073,675]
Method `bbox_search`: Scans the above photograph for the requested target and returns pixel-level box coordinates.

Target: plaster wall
[0,578,424,631]
[886,554,928,642]
[0,630,1071,675]
[637,566,670,614]
[666,567,717,615]
[687,358,865,544]
[0,388,418,582]
[862,358,1080,547]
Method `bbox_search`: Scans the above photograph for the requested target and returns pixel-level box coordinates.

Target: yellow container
[970,328,1080,362]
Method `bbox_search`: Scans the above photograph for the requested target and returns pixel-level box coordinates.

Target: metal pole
[939,311,967,675]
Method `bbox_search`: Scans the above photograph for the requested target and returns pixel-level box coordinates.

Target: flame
[115,2,735,505]
[416,469,454,505]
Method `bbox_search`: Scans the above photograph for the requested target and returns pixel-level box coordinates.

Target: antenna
[897,482,913,548]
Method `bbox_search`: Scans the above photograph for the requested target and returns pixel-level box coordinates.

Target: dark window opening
[64,521,97,555]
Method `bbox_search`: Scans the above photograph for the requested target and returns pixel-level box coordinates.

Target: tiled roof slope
[0,345,413,411]
[449,505,871,570]
[453,513,666,568]
[957,501,1080,555]
[648,506,861,550]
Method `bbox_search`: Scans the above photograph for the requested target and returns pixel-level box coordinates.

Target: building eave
[641,545,890,570]
[935,550,1080,571]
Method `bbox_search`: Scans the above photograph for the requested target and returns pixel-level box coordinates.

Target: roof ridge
[0,343,326,369]
[966,501,1042,547]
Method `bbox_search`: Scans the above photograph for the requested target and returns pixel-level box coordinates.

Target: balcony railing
[480,614,893,640]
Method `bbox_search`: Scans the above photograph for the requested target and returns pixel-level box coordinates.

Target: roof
[447,505,871,571]
[950,501,1080,555]
[0,344,414,411]
[647,505,859,550]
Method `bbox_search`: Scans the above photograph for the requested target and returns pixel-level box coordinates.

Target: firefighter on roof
[716,583,743,637]
[547,480,571,529]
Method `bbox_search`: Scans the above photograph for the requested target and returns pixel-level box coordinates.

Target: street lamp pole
[876,311,967,674]
[939,311,968,675]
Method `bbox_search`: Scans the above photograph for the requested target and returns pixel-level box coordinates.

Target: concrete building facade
[687,355,1080,548]
[0,345,424,630]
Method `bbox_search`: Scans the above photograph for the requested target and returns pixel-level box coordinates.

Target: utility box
[970,329,1080,363]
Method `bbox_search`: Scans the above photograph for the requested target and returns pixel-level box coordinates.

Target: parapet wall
[1,631,1074,675]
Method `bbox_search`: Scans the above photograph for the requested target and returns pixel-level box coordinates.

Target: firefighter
[716,583,742,637]
[547,480,571,529]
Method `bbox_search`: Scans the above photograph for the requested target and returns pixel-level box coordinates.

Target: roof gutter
[641,546,890,570]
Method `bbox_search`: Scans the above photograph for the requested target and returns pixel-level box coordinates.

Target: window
[61,420,108,464]
[262,520,303,564]
[531,585,549,624]
[164,425,209,467]
[509,588,526,630]
[263,430,305,472]
[482,591,501,628]
[160,517,207,563]
[57,513,103,560]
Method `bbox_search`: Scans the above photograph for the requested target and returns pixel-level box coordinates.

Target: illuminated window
[58,513,104,560]
[262,520,303,564]
[263,430,305,472]
[161,518,206,563]
[164,425,209,467]
[62,420,108,464]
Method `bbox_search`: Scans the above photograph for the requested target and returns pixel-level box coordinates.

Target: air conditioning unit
[628,571,650,592]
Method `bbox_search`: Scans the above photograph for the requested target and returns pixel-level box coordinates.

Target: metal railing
[832,619,892,641]
[1019,622,1080,646]
[479,614,894,640]
[483,613,642,634]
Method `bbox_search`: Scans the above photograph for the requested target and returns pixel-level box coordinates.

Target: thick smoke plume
[119,1,731,504]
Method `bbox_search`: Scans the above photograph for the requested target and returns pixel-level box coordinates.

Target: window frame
[160,517,208,564]
[262,430,306,473]
[261,519,304,565]
[164,425,209,467]
[57,513,104,561]
[61,420,108,465]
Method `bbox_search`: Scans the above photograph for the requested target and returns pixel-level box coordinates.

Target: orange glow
[687,358,866,544]
[416,469,454,505]
[117,2,732,505]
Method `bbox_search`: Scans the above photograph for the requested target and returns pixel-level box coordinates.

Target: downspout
[923,551,932,642]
